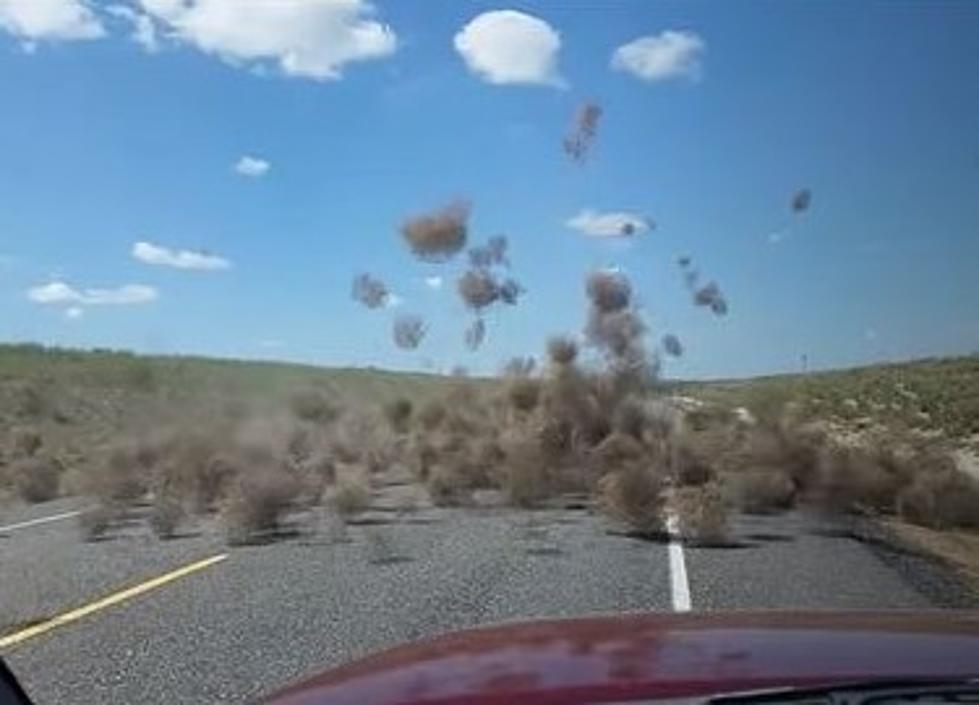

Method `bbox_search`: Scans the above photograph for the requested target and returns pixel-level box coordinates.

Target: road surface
[0,487,972,705]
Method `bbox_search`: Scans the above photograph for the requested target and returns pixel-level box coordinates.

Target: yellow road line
[0,553,228,650]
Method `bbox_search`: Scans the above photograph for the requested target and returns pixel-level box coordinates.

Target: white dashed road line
[0,510,81,535]
[666,513,691,612]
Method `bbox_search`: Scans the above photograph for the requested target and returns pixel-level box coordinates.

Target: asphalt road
[0,486,970,705]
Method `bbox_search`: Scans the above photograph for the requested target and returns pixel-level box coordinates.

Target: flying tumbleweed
[351,273,389,309]
[563,102,602,163]
[393,315,427,349]
[464,318,486,351]
[400,199,471,262]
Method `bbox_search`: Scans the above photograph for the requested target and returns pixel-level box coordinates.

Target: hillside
[681,355,979,448]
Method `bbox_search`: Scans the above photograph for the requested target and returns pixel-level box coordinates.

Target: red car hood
[263,611,979,705]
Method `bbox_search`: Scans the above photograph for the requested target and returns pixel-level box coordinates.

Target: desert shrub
[12,428,43,457]
[739,420,823,494]
[417,400,447,431]
[149,495,185,539]
[686,406,735,432]
[14,382,47,418]
[290,390,339,424]
[673,442,714,487]
[502,356,536,377]
[544,365,600,443]
[9,457,60,503]
[158,434,233,512]
[222,399,250,422]
[613,400,647,441]
[332,473,370,517]
[417,430,492,505]
[677,484,729,544]
[816,445,904,512]
[472,435,505,473]
[733,468,795,514]
[507,377,541,413]
[221,465,302,545]
[58,466,88,496]
[85,442,158,504]
[591,432,644,474]
[300,452,336,505]
[407,435,439,481]
[78,505,114,542]
[383,398,413,434]
[536,417,574,465]
[123,360,157,392]
[286,426,313,465]
[500,433,549,507]
[547,337,578,366]
[598,463,665,536]
[363,435,399,475]
[426,462,474,506]
[897,469,979,530]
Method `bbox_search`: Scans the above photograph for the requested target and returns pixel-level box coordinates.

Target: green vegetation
[681,355,979,445]
[1,342,977,550]
[0,342,449,509]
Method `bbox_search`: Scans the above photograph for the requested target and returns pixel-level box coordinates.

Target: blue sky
[0,0,977,379]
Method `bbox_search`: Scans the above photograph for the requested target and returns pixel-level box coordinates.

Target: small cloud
[27,281,81,304]
[423,276,443,290]
[454,10,564,87]
[106,4,159,52]
[566,209,652,238]
[386,293,403,308]
[234,155,270,178]
[0,0,105,43]
[65,306,84,320]
[865,328,878,341]
[611,30,705,82]
[27,281,158,306]
[767,231,784,245]
[132,241,231,271]
[258,339,285,349]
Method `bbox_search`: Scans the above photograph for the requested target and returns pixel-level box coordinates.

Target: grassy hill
[0,343,452,502]
[681,355,979,446]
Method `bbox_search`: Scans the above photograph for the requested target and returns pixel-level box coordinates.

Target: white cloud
[136,0,397,80]
[423,276,442,290]
[27,281,158,306]
[106,4,158,52]
[27,281,81,304]
[234,155,270,178]
[132,241,231,270]
[386,293,403,308]
[0,0,104,42]
[258,339,285,349]
[566,209,652,238]
[767,231,784,245]
[65,306,84,319]
[453,10,564,87]
[865,328,878,342]
[611,30,705,82]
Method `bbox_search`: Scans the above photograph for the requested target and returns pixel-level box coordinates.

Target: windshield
[1,2,978,704]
